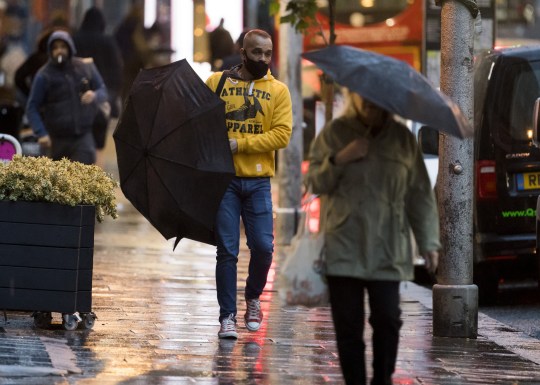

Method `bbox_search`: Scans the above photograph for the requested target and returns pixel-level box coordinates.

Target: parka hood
[79,7,106,34]
[47,30,76,58]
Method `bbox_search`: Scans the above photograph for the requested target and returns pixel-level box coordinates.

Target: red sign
[303,0,423,70]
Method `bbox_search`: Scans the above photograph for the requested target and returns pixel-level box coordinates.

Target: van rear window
[501,61,540,144]
[509,64,540,141]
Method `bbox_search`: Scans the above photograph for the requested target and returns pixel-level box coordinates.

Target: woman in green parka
[307,90,441,385]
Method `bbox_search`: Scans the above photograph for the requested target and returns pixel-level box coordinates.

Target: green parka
[307,115,441,281]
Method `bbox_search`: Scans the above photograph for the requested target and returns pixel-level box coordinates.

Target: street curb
[401,281,540,366]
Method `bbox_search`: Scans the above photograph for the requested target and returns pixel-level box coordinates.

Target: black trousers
[50,132,96,165]
[326,276,402,385]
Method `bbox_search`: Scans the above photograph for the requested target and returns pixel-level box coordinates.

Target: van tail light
[476,160,497,200]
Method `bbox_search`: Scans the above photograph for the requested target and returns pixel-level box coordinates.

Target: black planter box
[0,201,95,313]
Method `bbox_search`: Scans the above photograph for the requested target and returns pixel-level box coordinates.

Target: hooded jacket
[307,115,441,281]
[26,30,108,138]
[206,65,292,177]
[73,7,123,102]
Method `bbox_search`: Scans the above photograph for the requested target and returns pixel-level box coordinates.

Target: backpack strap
[215,70,230,97]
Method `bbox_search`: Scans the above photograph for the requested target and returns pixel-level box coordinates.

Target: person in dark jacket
[114,3,150,103]
[208,18,235,71]
[74,7,122,117]
[218,30,246,71]
[14,29,52,100]
[15,18,71,101]
[73,6,123,166]
[26,30,108,165]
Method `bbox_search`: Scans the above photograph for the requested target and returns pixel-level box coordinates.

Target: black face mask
[244,55,269,79]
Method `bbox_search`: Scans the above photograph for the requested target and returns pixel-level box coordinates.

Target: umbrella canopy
[113,59,235,246]
[302,45,473,138]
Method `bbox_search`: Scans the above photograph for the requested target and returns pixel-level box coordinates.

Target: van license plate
[516,172,540,190]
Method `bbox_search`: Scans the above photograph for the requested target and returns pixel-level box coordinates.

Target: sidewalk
[1,136,540,384]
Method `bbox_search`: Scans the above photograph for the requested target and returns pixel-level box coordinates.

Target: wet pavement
[2,127,540,384]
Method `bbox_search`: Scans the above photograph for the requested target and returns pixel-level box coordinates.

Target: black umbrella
[113,59,235,246]
[302,45,473,138]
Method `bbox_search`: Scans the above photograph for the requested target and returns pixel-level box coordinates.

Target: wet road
[416,276,540,346]
[481,280,540,341]
[2,126,540,384]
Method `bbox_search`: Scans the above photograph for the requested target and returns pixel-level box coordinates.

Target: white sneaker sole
[218,330,238,339]
[244,320,261,332]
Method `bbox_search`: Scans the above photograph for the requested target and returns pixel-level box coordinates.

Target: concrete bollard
[433,284,478,338]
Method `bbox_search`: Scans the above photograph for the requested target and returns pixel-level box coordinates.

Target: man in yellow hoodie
[206,29,292,339]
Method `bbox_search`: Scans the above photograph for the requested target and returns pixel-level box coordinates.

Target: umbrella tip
[173,237,181,250]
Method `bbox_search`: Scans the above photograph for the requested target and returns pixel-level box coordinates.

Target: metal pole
[432,0,478,338]
[275,0,303,246]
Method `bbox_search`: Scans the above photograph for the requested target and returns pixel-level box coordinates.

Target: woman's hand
[334,137,369,165]
[422,250,439,274]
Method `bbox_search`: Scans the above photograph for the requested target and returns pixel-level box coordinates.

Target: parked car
[473,45,540,303]
[422,45,540,303]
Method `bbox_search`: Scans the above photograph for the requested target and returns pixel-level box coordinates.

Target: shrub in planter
[0,156,119,329]
[0,155,118,221]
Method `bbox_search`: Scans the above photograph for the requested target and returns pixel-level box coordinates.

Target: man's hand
[37,135,51,148]
[229,139,238,154]
[80,90,96,105]
[422,250,439,275]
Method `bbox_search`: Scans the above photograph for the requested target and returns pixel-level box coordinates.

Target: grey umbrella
[302,45,473,138]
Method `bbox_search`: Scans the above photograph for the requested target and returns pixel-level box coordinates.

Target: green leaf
[280,14,296,24]
[269,0,280,16]
[277,0,322,34]
[297,19,309,31]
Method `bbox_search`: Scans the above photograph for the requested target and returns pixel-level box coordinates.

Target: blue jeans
[215,177,274,321]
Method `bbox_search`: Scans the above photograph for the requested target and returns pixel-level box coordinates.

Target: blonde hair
[339,88,392,121]
[340,88,360,118]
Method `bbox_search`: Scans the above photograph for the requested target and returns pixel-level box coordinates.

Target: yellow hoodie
[206,69,292,177]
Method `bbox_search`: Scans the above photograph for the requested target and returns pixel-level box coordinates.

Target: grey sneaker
[244,298,263,332]
[218,314,238,339]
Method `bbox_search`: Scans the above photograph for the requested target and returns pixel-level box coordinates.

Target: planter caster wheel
[62,313,82,331]
[79,312,96,330]
[33,312,52,329]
